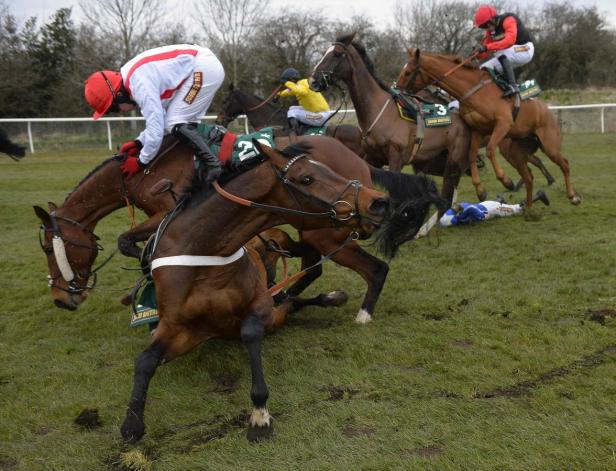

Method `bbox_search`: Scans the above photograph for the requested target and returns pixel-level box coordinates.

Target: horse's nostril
[370,197,389,215]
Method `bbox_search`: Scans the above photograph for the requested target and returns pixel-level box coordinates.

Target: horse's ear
[252,138,283,165]
[414,49,421,61]
[33,205,52,227]
[48,201,58,212]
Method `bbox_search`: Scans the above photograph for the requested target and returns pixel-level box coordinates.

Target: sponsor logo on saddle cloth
[130,281,158,328]
[396,101,452,127]
[486,69,541,100]
[197,123,276,167]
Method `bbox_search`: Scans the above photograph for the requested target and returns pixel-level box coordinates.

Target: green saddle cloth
[130,281,158,328]
[197,124,276,168]
[391,87,452,127]
[486,69,542,100]
[301,125,327,136]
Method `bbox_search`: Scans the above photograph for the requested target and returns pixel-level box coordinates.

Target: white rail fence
[1,103,615,153]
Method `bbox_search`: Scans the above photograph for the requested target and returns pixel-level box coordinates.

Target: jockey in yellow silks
[278,67,333,132]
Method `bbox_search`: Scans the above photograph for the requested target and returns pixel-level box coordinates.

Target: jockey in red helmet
[84,44,225,183]
[473,5,535,97]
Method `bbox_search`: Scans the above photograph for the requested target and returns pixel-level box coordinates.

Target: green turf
[1,135,616,470]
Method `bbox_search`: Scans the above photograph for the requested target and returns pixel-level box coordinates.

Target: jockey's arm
[280,80,307,97]
[133,90,165,165]
[486,17,518,51]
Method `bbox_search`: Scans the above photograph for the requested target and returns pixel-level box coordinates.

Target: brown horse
[396,49,581,207]
[35,134,442,322]
[310,33,472,210]
[119,139,394,443]
[215,83,365,156]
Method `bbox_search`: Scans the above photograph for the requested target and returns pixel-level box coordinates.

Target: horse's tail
[370,167,446,258]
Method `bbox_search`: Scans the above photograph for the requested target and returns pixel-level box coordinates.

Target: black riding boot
[498,55,519,97]
[287,117,300,137]
[172,123,222,183]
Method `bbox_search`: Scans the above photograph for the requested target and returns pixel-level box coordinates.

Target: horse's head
[309,32,357,92]
[253,138,389,236]
[396,48,431,92]
[215,83,242,127]
[34,203,101,310]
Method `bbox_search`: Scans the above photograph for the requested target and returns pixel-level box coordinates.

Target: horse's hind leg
[468,131,488,201]
[534,126,581,204]
[120,340,166,443]
[242,314,273,442]
[528,154,555,186]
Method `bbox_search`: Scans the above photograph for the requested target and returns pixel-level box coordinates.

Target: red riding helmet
[474,5,497,28]
[84,70,123,120]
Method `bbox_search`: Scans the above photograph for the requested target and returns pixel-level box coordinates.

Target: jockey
[473,6,535,97]
[84,44,225,182]
[277,67,333,134]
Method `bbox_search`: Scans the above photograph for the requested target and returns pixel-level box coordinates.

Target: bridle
[311,42,351,92]
[39,213,115,294]
[213,153,368,226]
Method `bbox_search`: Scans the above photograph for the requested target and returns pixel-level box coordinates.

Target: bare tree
[79,0,166,63]
[196,0,270,84]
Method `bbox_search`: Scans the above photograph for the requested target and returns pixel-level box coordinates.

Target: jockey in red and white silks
[85,44,225,182]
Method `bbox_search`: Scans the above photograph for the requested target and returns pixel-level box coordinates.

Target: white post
[106,120,112,150]
[244,115,249,134]
[27,121,34,153]
[601,107,605,134]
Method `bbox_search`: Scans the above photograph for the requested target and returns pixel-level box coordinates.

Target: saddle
[486,69,542,100]
[390,86,452,127]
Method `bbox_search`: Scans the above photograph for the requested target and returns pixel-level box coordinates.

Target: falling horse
[119,139,400,443]
[35,134,441,322]
[215,83,365,156]
[395,49,581,207]
[0,128,26,161]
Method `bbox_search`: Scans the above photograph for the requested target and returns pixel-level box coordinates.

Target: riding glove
[120,156,145,179]
[119,140,143,157]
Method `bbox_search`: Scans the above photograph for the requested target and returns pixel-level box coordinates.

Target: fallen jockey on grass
[439,190,549,227]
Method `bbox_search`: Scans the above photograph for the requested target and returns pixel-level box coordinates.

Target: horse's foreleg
[120,341,166,443]
[285,242,323,298]
[241,314,273,442]
[468,132,487,201]
[118,213,165,259]
[486,120,515,191]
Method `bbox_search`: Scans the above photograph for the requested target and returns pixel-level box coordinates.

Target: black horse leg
[120,341,165,443]
[285,244,323,298]
[241,315,273,442]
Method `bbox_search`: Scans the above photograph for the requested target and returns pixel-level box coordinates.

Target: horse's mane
[334,34,390,93]
[64,157,116,201]
[183,141,314,206]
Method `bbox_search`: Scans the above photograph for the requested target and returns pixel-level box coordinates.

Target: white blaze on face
[52,235,75,282]
[313,46,336,73]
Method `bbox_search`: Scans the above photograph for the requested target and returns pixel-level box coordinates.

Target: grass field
[1,134,616,470]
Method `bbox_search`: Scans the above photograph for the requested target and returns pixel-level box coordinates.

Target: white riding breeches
[164,53,225,131]
[287,106,334,127]
[481,42,534,73]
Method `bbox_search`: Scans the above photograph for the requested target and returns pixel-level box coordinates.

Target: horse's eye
[300,175,313,185]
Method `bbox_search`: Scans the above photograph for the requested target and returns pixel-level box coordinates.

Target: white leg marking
[355,308,372,324]
[249,408,272,428]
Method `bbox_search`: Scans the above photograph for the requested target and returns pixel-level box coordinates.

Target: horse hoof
[513,180,524,192]
[570,195,582,205]
[247,410,274,443]
[120,414,145,444]
[504,178,516,191]
[355,309,372,324]
[324,290,348,307]
[478,191,488,202]
[547,177,555,186]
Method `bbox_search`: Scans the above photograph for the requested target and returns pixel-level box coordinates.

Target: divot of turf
[74,407,102,430]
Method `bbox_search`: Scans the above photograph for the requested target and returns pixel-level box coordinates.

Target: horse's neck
[162,166,285,257]
[242,93,286,128]
[58,161,125,230]
[345,53,392,131]
[427,57,483,102]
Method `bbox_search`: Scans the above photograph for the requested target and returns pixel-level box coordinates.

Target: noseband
[39,213,114,294]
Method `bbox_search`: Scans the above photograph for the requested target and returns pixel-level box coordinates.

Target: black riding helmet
[280,67,300,83]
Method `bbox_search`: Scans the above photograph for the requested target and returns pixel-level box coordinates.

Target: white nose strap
[52,235,75,282]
